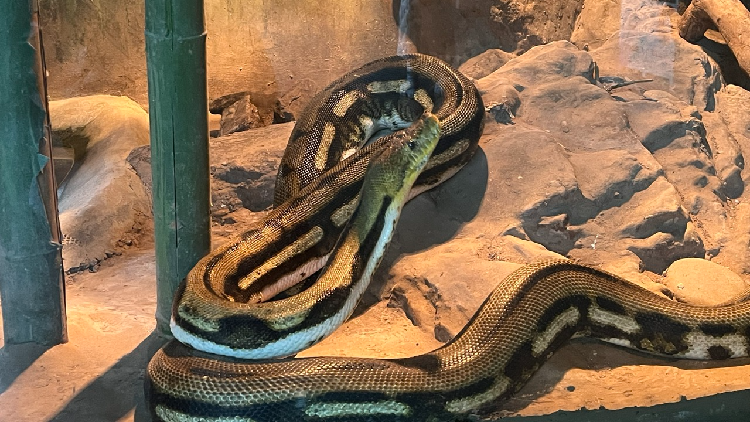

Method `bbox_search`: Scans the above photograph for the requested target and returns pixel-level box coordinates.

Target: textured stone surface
[571,0,724,110]
[592,30,723,111]
[209,92,272,136]
[458,48,517,80]
[571,0,677,50]
[51,96,152,273]
[663,258,749,306]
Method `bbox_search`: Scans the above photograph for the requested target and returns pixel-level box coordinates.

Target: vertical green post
[145,0,210,336]
[0,0,67,345]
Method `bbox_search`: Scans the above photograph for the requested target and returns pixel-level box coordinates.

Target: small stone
[663,258,747,306]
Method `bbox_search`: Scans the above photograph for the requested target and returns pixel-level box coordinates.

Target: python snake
[146,54,750,421]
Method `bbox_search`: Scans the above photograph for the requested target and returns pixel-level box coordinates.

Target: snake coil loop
[146,54,750,422]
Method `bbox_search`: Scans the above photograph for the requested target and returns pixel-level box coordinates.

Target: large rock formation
[51,96,152,273]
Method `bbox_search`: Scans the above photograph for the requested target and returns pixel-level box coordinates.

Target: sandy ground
[0,249,158,421]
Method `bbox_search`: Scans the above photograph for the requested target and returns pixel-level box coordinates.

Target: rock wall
[40,0,583,117]
[40,0,400,116]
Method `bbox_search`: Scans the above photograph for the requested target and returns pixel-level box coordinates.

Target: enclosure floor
[1,247,749,421]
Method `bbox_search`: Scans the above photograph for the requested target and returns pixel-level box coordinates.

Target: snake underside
[146,54,750,422]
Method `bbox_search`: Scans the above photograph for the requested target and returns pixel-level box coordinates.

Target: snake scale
[146,54,750,421]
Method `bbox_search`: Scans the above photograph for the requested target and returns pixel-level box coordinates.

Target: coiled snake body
[146,54,750,421]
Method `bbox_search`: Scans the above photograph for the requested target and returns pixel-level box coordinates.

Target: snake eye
[407,140,417,150]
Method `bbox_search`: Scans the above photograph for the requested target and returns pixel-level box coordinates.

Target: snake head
[347,112,441,242]
[363,112,441,199]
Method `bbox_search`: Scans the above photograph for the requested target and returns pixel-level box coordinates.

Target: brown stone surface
[679,0,750,78]
[51,96,152,274]
[459,48,517,80]
[663,258,748,306]
[572,0,750,95]
[217,95,265,136]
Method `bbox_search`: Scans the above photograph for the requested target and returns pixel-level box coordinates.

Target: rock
[481,41,597,90]
[590,30,723,111]
[715,85,750,146]
[570,0,624,50]
[516,77,627,144]
[470,45,707,273]
[598,255,670,296]
[459,48,516,80]
[623,223,705,274]
[208,123,293,229]
[473,123,582,254]
[126,145,152,196]
[711,85,750,274]
[695,32,750,91]
[624,92,729,255]
[663,258,748,306]
[487,0,584,53]
[129,122,293,236]
[209,92,272,136]
[476,79,521,124]
[272,99,295,124]
[571,0,678,50]
[565,149,657,206]
[482,235,567,264]
[385,239,525,341]
[219,96,263,135]
[51,96,152,273]
[209,91,256,114]
[700,112,744,199]
[573,0,743,110]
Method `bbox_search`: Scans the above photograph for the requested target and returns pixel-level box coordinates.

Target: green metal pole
[0,0,67,345]
[145,0,210,336]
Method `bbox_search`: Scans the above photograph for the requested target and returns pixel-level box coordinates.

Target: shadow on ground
[0,343,51,394]
[47,332,166,422]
